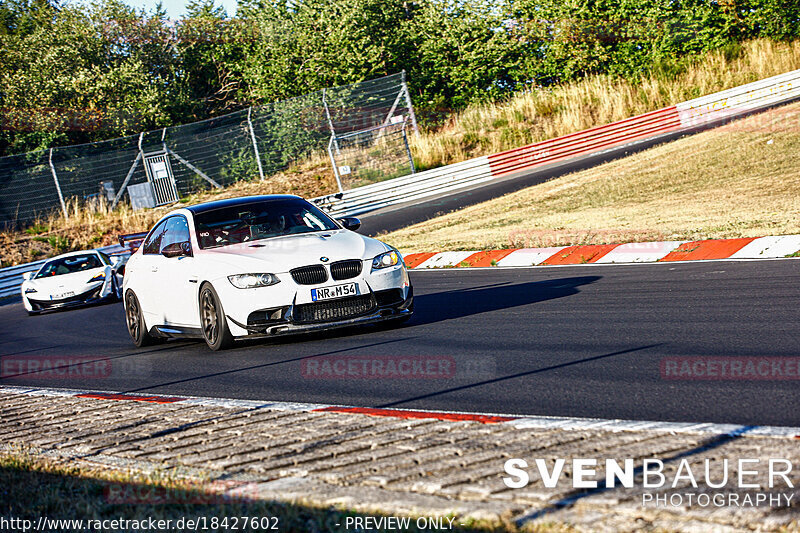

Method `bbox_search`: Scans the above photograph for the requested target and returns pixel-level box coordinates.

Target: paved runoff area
[1,386,798,532]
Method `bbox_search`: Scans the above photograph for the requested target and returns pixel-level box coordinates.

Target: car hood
[195,230,390,273]
[24,267,106,295]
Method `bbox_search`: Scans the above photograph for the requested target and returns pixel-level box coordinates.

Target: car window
[98,251,112,265]
[194,198,338,249]
[142,219,169,255]
[35,254,103,278]
[159,216,191,254]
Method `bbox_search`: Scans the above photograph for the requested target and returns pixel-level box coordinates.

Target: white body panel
[123,196,412,341]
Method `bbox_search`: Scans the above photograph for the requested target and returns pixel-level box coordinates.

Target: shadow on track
[376,343,661,408]
[405,275,601,326]
[0,276,601,388]
[82,276,601,395]
[230,275,602,348]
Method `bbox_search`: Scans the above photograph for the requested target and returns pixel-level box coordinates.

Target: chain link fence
[328,119,415,190]
[0,72,418,229]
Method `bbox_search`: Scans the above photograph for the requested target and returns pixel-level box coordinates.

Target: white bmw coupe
[122,195,413,350]
[21,250,123,315]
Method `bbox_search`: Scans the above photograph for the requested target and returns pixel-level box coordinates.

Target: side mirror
[161,241,192,258]
[22,271,33,281]
[338,216,361,231]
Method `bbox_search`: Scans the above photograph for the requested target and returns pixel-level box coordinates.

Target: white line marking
[2,385,797,438]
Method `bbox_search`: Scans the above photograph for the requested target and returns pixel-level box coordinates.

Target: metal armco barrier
[319,156,492,218]
[0,243,131,300]
[3,69,800,300]
[314,68,800,218]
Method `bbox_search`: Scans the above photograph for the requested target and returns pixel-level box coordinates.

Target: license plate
[311,283,358,301]
[52,291,74,300]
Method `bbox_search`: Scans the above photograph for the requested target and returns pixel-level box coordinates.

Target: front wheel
[199,284,234,351]
[125,290,159,347]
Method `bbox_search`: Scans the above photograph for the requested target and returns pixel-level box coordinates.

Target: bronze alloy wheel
[125,291,159,347]
[199,284,233,350]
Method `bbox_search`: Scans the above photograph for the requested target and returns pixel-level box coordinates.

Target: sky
[74,0,240,19]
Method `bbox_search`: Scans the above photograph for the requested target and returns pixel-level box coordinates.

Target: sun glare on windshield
[194,198,339,249]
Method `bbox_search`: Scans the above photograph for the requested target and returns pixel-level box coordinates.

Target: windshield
[194,198,340,249]
[36,254,102,278]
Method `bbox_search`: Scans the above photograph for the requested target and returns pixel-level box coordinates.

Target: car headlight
[372,250,400,270]
[228,273,280,289]
[88,272,105,283]
[24,287,37,294]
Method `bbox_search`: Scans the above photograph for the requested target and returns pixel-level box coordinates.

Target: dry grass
[3,39,800,266]
[381,102,800,252]
[409,39,800,170]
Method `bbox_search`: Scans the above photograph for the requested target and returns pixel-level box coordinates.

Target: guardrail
[0,260,47,300]
[0,243,132,300]
[313,68,800,217]
[3,69,800,300]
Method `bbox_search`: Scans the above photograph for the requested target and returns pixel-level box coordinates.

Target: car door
[132,218,169,324]
[158,215,198,327]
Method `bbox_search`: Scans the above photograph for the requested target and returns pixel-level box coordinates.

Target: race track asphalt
[1,259,798,427]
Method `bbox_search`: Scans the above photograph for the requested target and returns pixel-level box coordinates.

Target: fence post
[111,132,144,210]
[323,88,340,154]
[48,148,68,219]
[161,127,221,189]
[164,146,222,189]
[377,87,405,140]
[327,136,344,193]
[401,70,419,137]
[247,106,265,181]
[402,119,416,174]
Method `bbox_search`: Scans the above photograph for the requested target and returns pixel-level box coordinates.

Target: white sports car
[122,195,413,350]
[21,250,123,315]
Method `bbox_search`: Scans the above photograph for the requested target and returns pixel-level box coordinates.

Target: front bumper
[227,287,413,337]
[25,283,110,312]
[218,263,412,337]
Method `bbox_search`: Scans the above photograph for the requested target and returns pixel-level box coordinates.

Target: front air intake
[290,265,328,285]
[330,259,362,280]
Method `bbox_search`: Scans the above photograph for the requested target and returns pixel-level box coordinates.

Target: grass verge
[379,102,800,252]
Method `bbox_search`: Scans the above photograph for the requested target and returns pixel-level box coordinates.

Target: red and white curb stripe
[402,235,800,269]
[2,385,797,439]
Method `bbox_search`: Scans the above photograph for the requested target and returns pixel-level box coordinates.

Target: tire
[125,290,159,347]
[199,284,234,351]
[26,310,40,316]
